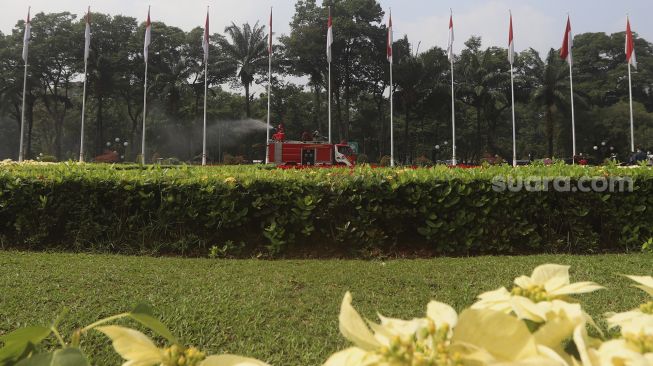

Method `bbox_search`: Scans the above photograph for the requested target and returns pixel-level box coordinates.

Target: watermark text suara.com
[491,176,634,193]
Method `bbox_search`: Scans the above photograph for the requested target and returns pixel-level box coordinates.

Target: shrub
[0,163,652,257]
[223,154,247,165]
[379,155,392,167]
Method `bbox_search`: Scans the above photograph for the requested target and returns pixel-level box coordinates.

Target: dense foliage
[0,163,651,256]
[0,0,652,164]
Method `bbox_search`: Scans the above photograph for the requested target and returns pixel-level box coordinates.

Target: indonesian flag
[144,7,151,63]
[84,7,91,62]
[22,7,31,63]
[203,9,209,62]
[626,17,637,69]
[447,12,454,62]
[508,12,515,65]
[387,12,393,64]
[326,7,333,63]
[560,16,572,65]
[268,8,273,55]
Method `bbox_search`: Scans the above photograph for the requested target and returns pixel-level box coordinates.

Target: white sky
[3,0,651,95]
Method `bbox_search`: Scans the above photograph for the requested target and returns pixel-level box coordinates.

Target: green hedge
[0,162,651,256]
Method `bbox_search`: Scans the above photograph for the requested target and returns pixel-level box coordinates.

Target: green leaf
[0,327,51,363]
[15,348,89,366]
[129,304,177,344]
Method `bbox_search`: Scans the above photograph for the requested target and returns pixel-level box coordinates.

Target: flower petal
[200,355,271,366]
[597,340,650,366]
[339,292,382,350]
[626,275,653,297]
[510,297,547,322]
[472,287,513,314]
[377,315,427,338]
[322,347,373,366]
[452,309,538,362]
[426,301,458,329]
[548,282,604,297]
[96,326,163,366]
[531,264,570,289]
[514,275,535,289]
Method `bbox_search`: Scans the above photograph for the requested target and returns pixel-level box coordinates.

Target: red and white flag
[84,7,91,62]
[203,9,209,62]
[447,12,454,62]
[144,7,152,63]
[326,7,333,63]
[387,12,393,64]
[508,12,515,65]
[560,16,572,65]
[22,7,31,63]
[268,8,273,55]
[626,17,637,69]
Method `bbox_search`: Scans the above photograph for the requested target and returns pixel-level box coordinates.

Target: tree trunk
[55,117,63,161]
[244,83,251,118]
[475,104,482,161]
[404,106,410,164]
[26,96,35,159]
[95,96,104,156]
[546,107,554,158]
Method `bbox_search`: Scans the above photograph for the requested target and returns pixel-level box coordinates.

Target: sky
[2,0,651,94]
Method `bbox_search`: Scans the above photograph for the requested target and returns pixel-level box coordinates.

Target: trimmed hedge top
[1,162,651,257]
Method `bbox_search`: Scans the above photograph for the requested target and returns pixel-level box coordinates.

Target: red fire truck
[267,140,356,167]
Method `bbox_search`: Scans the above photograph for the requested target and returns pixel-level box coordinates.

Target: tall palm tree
[218,22,268,118]
[532,49,568,158]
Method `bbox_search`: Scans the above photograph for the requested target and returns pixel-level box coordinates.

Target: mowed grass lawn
[1,252,652,365]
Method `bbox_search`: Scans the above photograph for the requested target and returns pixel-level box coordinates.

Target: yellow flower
[98,325,164,366]
[224,177,237,184]
[97,326,270,366]
[574,325,653,366]
[606,276,653,333]
[626,276,653,297]
[473,264,603,323]
[326,292,565,366]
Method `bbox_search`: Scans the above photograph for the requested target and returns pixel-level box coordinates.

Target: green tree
[218,22,268,118]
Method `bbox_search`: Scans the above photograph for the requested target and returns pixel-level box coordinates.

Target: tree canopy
[0,1,652,163]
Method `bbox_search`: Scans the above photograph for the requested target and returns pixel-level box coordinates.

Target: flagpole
[142,61,148,164]
[80,54,88,162]
[569,57,576,159]
[80,8,90,163]
[389,10,394,167]
[141,7,150,165]
[510,66,516,167]
[202,7,209,166]
[628,62,634,152]
[390,62,395,167]
[18,7,30,163]
[327,6,332,145]
[265,7,272,164]
[202,58,208,166]
[328,62,332,144]
[19,61,28,163]
[509,11,517,167]
[450,54,456,166]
